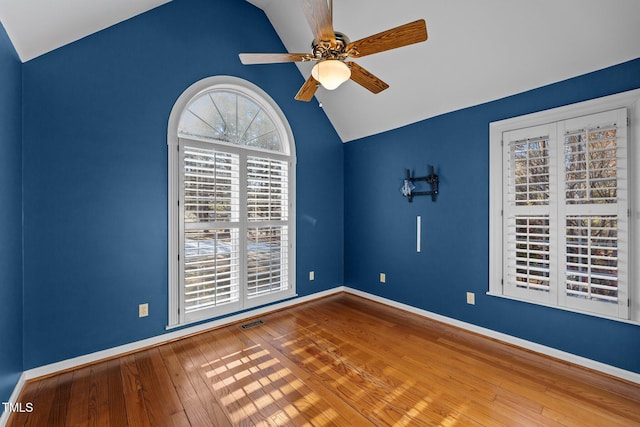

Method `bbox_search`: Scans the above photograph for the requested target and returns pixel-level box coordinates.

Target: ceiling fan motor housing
[312,32,355,60]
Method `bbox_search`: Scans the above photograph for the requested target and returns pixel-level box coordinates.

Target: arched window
[168,76,296,327]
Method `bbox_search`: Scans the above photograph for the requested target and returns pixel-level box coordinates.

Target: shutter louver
[512,216,551,291]
[247,156,288,221]
[564,126,618,204]
[247,226,289,298]
[183,147,239,223]
[184,229,240,312]
[183,147,240,314]
[510,138,550,206]
[565,216,618,303]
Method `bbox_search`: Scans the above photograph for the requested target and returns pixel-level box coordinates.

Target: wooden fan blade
[347,62,389,94]
[347,19,427,58]
[239,53,311,65]
[294,75,319,102]
[302,0,335,43]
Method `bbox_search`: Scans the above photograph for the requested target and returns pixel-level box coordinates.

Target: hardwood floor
[7,293,640,426]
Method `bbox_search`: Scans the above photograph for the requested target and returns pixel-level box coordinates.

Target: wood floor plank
[44,371,73,426]
[104,358,127,427]
[158,341,231,427]
[177,333,255,426]
[23,376,59,427]
[119,354,151,427]
[8,293,640,426]
[134,349,184,426]
[169,410,191,427]
[5,374,43,427]
[170,338,234,426]
[64,366,92,427]
[92,360,114,426]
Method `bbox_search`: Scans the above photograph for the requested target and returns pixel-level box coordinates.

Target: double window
[168,77,296,327]
[490,89,640,322]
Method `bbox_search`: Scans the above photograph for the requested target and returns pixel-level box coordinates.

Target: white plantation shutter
[558,109,628,318]
[168,78,296,326]
[501,108,629,318]
[246,157,289,299]
[181,147,241,318]
[504,124,556,303]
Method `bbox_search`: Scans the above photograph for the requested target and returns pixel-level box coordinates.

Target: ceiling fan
[239,0,428,102]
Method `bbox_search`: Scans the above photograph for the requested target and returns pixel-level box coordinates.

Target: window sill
[486,292,640,326]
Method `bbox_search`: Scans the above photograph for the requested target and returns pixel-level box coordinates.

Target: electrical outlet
[380,273,386,283]
[466,292,475,305]
[309,271,315,281]
[139,303,149,317]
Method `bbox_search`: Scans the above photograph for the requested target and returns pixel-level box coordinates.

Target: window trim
[489,88,640,323]
[167,76,296,328]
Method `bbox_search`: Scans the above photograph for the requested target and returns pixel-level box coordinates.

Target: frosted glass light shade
[311,60,351,90]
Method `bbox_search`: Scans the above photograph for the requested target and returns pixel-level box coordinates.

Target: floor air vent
[240,319,265,329]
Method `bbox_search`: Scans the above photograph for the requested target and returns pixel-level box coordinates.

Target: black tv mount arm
[402,165,439,203]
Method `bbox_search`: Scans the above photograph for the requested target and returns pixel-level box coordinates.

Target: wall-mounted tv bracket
[401,165,439,202]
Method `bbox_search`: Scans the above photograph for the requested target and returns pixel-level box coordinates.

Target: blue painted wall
[0,22,23,404]
[21,0,343,369]
[344,58,640,373]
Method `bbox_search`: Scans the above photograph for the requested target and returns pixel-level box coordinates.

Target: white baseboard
[343,287,640,384]
[0,372,26,427]
[3,283,637,425]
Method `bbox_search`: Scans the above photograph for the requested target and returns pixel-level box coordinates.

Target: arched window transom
[178,89,287,154]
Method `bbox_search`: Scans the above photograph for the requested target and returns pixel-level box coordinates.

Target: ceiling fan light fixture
[311,60,351,90]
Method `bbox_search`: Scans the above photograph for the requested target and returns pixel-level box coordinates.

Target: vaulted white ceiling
[0,0,170,62]
[0,0,639,142]
[250,0,640,141]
